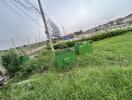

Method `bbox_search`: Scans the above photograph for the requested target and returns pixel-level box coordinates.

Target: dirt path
[25,45,46,56]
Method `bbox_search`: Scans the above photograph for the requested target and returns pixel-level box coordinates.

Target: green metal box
[74,40,93,55]
[18,55,29,65]
[55,49,76,68]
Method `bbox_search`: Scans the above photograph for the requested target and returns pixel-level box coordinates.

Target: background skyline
[0,0,132,50]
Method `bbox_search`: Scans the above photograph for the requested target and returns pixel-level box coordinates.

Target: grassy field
[0,32,132,100]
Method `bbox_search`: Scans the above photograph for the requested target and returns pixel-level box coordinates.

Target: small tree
[1,50,20,76]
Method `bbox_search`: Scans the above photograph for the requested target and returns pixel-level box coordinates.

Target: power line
[15,0,41,16]
[2,0,32,21]
[9,0,60,32]
[38,24,41,41]
[37,0,55,52]
[3,0,61,40]
[9,0,44,28]
[14,0,33,10]
[41,0,61,36]
[48,0,59,16]
[23,0,41,14]
[0,21,24,42]
[2,0,45,42]
[43,0,59,23]
[11,38,16,49]
[44,0,63,34]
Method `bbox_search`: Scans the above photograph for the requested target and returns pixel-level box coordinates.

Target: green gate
[74,40,93,55]
[55,49,76,68]
[18,55,29,65]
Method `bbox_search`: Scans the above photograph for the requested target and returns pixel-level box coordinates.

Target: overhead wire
[2,0,61,41]
[23,0,41,14]
[50,0,65,29]
[48,0,59,18]
[42,0,61,36]
[0,0,48,51]
[14,0,33,10]
[46,0,65,35]
[12,0,61,34]
[0,21,23,41]
[9,0,44,28]
[43,0,59,24]
[2,0,33,21]
[11,0,46,39]
[1,0,45,48]
[0,0,38,50]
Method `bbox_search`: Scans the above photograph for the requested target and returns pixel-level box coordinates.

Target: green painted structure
[55,40,93,68]
[74,40,93,55]
[55,49,76,68]
[18,55,29,65]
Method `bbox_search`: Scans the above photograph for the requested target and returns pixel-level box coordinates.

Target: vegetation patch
[1,50,21,76]
[53,27,132,49]
[0,31,132,100]
[1,66,132,100]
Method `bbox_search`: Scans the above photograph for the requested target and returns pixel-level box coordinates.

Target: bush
[19,60,38,79]
[53,28,132,49]
[1,50,21,76]
[11,50,54,81]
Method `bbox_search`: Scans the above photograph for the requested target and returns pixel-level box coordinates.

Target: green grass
[0,32,132,100]
[1,66,132,100]
[76,32,132,67]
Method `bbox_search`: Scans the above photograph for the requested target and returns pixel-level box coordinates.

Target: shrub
[19,60,38,79]
[1,50,21,76]
[12,50,54,81]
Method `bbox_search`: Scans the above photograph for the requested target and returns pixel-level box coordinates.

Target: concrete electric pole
[37,0,55,52]
[11,38,18,53]
[11,38,16,49]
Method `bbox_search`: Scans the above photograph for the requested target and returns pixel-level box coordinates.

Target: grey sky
[0,0,132,50]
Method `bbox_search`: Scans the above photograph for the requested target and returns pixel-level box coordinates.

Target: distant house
[73,13,132,38]
[74,30,83,35]
[123,13,132,24]
[115,18,124,25]
[63,34,74,40]
[124,13,132,20]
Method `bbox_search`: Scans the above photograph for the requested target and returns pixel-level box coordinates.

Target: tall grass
[1,66,132,100]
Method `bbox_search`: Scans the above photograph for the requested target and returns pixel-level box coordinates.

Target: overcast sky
[0,0,132,50]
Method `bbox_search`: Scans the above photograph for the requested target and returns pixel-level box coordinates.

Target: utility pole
[62,26,66,35]
[37,0,55,52]
[11,38,16,49]
[35,38,37,43]
[27,38,32,54]
[11,38,18,53]
[11,38,17,50]
[27,38,30,45]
